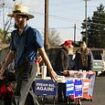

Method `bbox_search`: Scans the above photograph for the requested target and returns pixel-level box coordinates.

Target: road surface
[37,76,105,105]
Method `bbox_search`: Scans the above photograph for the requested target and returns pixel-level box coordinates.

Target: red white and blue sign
[66,79,83,98]
[74,79,83,98]
[66,79,74,96]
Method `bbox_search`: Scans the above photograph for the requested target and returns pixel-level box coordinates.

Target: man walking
[0,4,57,105]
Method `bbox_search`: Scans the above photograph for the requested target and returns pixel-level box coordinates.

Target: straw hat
[8,4,34,19]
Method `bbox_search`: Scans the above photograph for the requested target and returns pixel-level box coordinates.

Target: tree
[81,4,105,48]
[0,28,11,44]
[48,28,62,48]
[81,17,92,42]
[0,29,4,40]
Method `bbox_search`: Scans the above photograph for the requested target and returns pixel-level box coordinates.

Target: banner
[74,79,83,98]
[82,78,90,99]
[82,73,95,99]
[88,74,95,96]
[34,79,57,96]
[66,79,83,98]
[66,79,74,96]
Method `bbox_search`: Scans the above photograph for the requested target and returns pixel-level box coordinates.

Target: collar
[21,24,29,34]
[17,24,30,36]
[77,48,90,54]
[23,24,30,32]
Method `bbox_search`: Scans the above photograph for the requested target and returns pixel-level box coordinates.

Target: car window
[93,54,102,60]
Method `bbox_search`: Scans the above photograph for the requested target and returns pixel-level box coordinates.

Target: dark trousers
[58,83,67,101]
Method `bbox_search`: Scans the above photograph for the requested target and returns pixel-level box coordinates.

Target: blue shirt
[10,25,44,68]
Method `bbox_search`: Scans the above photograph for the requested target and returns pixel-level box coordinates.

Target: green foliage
[0,29,4,41]
[81,4,105,48]
[0,28,10,43]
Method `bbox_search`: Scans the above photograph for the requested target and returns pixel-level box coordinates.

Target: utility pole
[74,24,76,44]
[85,0,88,44]
[44,0,49,50]
[83,0,90,44]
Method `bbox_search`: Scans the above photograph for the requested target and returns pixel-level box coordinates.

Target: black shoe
[58,98,63,103]
[64,96,68,102]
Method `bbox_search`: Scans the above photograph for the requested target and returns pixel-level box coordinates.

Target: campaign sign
[88,74,95,96]
[66,79,74,96]
[82,78,90,99]
[34,79,57,96]
[74,79,83,98]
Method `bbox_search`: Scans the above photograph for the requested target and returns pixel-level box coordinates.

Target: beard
[14,23,19,29]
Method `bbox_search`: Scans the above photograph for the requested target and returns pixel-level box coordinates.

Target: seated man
[54,40,73,103]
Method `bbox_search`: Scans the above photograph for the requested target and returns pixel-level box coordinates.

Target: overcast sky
[0,0,105,42]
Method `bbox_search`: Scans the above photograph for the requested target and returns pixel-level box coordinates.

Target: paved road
[82,76,105,105]
[37,76,105,105]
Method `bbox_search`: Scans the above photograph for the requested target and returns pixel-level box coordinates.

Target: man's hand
[62,70,70,77]
[50,70,58,81]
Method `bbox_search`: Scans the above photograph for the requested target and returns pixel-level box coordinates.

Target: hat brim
[8,13,34,19]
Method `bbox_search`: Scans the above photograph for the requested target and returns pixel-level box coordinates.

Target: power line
[36,26,81,30]
[50,27,74,29]
[0,4,81,23]
[30,10,81,22]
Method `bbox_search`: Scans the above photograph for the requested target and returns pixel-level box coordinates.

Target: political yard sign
[66,79,75,96]
[66,79,83,98]
[34,79,57,96]
[74,79,83,98]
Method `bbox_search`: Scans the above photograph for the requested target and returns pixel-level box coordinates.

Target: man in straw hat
[0,4,57,105]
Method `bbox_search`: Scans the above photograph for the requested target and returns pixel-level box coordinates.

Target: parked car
[92,52,105,75]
